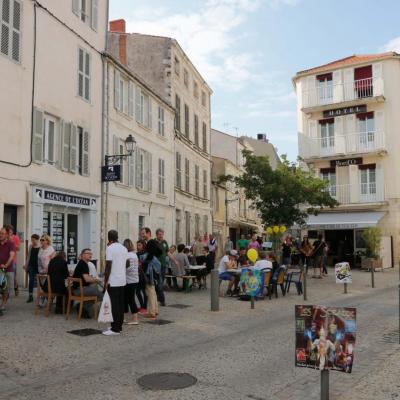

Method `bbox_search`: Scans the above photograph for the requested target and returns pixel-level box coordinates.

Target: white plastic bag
[98,290,113,323]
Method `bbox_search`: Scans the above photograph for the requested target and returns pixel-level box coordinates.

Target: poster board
[239,268,264,297]
[335,262,352,284]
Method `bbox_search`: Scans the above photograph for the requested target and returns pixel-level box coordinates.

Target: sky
[109,0,400,161]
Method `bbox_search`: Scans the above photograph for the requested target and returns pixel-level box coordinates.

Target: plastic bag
[98,290,113,323]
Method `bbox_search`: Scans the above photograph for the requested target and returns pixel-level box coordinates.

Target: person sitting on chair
[218,250,239,296]
[47,251,69,314]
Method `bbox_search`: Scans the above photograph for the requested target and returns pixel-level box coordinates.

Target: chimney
[109,19,127,65]
[257,133,268,143]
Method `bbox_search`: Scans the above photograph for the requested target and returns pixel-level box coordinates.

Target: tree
[219,150,338,228]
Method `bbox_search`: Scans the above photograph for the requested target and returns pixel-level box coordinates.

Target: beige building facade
[0,0,108,281]
[107,24,213,245]
[294,52,400,268]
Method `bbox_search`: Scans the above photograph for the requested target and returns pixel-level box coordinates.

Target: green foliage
[219,150,338,227]
[362,227,381,258]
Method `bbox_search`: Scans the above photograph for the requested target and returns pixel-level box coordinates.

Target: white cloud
[382,37,400,52]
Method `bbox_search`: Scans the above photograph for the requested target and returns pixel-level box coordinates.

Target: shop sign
[295,305,356,373]
[101,165,121,182]
[330,158,362,168]
[323,105,366,118]
[34,188,96,208]
[335,262,352,284]
[312,224,358,230]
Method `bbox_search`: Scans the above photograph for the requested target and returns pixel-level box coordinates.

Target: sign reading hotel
[323,105,366,118]
[330,157,362,168]
[295,305,356,373]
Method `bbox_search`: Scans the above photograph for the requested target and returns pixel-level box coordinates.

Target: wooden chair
[263,271,272,299]
[272,269,286,298]
[35,274,66,317]
[66,277,98,321]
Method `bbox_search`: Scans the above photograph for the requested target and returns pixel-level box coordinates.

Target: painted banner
[239,268,264,297]
[295,305,356,373]
[335,262,352,284]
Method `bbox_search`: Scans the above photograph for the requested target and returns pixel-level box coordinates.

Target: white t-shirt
[218,255,229,273]
[254,259,272,271]
[126,251,139,284]
[88,261,98,278]
[106,242,128,287]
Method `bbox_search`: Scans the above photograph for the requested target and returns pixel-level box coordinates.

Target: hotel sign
[330,158,362,168]
[323,105,366,118]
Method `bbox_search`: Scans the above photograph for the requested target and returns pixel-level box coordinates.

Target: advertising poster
[335,262,352,284]
[239,268,264,297]
[295,305,356,373]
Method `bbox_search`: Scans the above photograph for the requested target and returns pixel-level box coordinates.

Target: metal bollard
[303,263,308,301]
[371,265,375,288]
[344,282,348,294]
[251,296,255,309]
[211,269,219,311]
[321,369,329,400]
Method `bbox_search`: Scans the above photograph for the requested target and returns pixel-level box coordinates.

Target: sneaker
[26,295,34,303]
[138,308,147,315]
[102,329,120,336]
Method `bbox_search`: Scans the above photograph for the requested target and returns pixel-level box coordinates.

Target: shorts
[6,272,15,295]
[314,255,323,268]
[0,271,8,294]
[219,272,232,281]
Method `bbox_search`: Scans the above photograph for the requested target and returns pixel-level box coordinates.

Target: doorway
[4,205,17,229]
[325,229,355,267]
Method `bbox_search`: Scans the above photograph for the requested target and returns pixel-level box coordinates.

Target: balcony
[326,183,385,205]
[299,130,386,160]
[302,77,384,110]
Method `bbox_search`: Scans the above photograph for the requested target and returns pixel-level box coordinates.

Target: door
[325,229,354,267]
[3,205,17,228]
[67,214,78,264]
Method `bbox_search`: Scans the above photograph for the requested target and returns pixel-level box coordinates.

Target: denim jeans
[155,266,166,304]
[28,267,38,294]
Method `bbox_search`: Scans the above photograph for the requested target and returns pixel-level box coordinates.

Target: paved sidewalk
[0,268,398,400]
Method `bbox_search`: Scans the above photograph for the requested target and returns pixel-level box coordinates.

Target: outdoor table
[185,265,207,289]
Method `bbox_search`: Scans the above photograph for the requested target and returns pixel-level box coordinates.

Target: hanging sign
[101,165,121,182]
[330,158,362,167]
[323,105,366,118]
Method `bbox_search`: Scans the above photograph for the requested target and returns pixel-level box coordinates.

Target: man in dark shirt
[0,227,16,314]
[155,228,168,306]
[312,234,326,279]
[73,248,103,317]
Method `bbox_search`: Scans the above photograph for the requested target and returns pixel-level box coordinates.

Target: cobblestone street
[0,269,398,400]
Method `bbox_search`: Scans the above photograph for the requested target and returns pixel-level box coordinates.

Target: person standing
[24,234,40,303]
[208,233,218,266]
[312,234,326,279]
[192,236,205,266]
[0,227,16,314]
[123,239,139,325]
[224,236,233,253]
[103,230,127,336]
[5,225,20,296]
[247,234,261,252]
[135,240,147,313]
[38,235,56,274]
[281,236,293,267]
[237,234,249,251]
[155,228,168,307]
[299,236,312,273]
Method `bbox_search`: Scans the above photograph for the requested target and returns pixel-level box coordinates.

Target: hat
[230,250,238,256]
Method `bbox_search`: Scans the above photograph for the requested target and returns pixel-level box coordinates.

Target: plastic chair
[272,269,286,298]
[65,277,98,321]
[35,274,66,317]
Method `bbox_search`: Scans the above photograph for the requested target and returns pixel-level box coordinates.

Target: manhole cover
[68,328,102,336]
[168,304,191,309]
[144,319,173,325]
[381,331,399,344]
[137,372,197,390]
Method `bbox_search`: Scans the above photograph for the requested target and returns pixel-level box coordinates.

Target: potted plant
[361,227,382,271]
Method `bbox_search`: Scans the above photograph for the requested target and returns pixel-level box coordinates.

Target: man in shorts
[0,227,16,313]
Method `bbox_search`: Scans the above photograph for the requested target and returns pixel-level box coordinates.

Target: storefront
[305,211,389,268]
[31,186,99,264]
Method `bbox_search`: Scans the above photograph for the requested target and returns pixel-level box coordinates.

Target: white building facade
[0,0,107,280]
[294,52,400,267]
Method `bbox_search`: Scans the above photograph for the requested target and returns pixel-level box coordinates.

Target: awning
[306,211,385,230]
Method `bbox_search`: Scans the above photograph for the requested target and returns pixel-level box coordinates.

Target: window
[184,104,189,137]
[203,170,207,199]
[135,148,152,191]
[176,152,182,189]
[72,0,98,31]
[194,115,199,146]
[360,166,376,196]
[114,70,134,117]
[136,86,152,128]
[354,65,373,98]
[78,48,91,101]
[158,106,165,136]
[77,126,89,176]
[316,73,333,104]
[195,165,199,196]
[175,94,181,131]
[183,68,189,87]
[321,169,336,197]
[185,158,190,192]
[202,122,207,152]
[201,91,207,107]
[43,115,58,165]
[0,0,21,62]
[158,158,165,194]
[194,81,199,98]
[357,112,375,146]
[195,214,200,238]
[319,119,334,149]
[174,56,180,76]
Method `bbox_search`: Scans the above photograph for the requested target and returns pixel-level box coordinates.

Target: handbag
[98,290,113,323]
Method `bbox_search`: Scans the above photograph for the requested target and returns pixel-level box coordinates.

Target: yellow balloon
[247,248,258,264]
[280,225,287,233]
[273,225,280,233]
[266,227,273,234]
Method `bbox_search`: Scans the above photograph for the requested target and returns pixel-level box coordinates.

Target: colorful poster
[295,305,356,373]
[239,268,264,297]
[335,263,352,284]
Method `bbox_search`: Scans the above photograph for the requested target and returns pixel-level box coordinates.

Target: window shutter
[343,68,354,101]
[69,125,77,173]
[336,116,346,153]
[332,70,343,103]
[135,148,141,189]
[148,152,152,191]
[82,130,89,176]
[32,108,44,163]
[56,120,63,169]
[72,0,80,16]
[0,0,10,58]
[11,0,21,62]
[47,120,55,164]
[114,69,120,110]
[91,0,98,31]
[148,97,152,129]
[128,81,134,117]
[135,85,141,122]
[128,153,134,186]
[372,63,383,96]
[62,122,71,171]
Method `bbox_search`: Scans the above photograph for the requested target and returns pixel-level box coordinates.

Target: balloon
[266,227,273,234]
[247,248,258,264]
[273,225,280,233]
[280,225,287,233]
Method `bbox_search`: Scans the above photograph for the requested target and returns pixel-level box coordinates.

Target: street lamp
[104,134,137,166]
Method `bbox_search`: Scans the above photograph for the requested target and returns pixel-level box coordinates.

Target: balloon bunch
[265,225,287,252]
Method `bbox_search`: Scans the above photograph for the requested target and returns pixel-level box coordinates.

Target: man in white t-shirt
[253,252,272,271]
[218,250,238,296]
[103,230,128,336]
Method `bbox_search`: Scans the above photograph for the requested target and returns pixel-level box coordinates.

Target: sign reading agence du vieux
[323,105,366,118]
